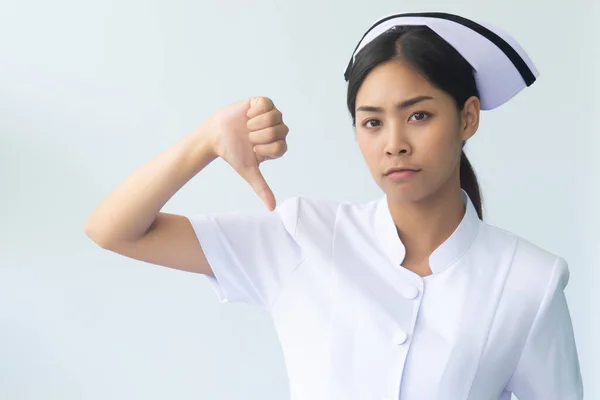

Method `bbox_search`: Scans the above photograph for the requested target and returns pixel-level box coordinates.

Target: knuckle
[267,126,279,141]
[259,96,274,111]
[275,140,287,155]
[273,124,288,141]
[265,97,275,107]
[268,110,280,125]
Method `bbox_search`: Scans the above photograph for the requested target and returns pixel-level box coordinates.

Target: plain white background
[1,0,597,399]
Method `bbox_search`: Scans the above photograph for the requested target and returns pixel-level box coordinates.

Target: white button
[393,330,408,345]
[400,285,419,299]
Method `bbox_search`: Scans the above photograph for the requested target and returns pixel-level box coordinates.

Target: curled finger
[249,124,289,145]
[253,140,288,160]
[247,108,283,131]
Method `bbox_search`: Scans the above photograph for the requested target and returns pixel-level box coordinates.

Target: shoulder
[479,222,570,299]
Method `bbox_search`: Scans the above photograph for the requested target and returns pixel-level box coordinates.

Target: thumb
[238,165,276,211]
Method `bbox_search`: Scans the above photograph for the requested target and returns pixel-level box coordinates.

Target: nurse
[85,12,583,400]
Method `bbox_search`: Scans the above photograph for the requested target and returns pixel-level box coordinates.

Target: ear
[460,96,480,142]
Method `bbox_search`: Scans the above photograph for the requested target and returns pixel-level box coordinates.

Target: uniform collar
[374,189,481,275]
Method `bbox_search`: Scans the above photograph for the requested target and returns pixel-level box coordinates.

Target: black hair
[346,25,483,220]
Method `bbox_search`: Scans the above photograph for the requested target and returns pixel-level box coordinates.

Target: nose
[383,123,411,156]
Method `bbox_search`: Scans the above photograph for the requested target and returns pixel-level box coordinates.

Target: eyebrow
[356,95,434,113]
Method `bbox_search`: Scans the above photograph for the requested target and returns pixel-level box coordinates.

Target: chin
[380,181,429,203]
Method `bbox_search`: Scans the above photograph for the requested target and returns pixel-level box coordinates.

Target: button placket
[388,271,424,400]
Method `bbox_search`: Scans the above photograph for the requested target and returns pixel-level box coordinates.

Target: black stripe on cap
[344,12,536,86]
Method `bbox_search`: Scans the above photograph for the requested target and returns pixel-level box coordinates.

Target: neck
[387,178,466,264]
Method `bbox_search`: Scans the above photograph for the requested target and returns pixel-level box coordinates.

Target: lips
[384,167,420,175]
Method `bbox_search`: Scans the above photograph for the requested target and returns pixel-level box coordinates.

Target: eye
[409,112,430,122]
[362,119,382,128]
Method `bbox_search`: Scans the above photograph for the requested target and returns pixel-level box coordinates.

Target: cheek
[357,134,382,171]
[420,120,461,153]
[356,133,371,157]
[416,129,462,176]
[423,134,455,156]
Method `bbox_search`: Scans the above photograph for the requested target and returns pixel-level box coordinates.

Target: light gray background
[1,0,598,399]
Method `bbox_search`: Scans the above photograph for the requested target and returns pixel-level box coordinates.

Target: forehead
[356,60,439,104]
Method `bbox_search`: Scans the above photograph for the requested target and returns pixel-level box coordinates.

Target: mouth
[384,167,421,181]
[384,167,421,176]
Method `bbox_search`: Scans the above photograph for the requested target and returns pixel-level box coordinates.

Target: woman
[85,12,583,400]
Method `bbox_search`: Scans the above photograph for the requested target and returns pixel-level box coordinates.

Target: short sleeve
[187,197,305,310]
[506,257,584,399]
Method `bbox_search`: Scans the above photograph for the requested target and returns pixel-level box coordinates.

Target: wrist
[181,125,219,171]
[191,123,219,157]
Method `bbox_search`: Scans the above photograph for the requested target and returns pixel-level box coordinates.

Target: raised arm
[84,97,290,275]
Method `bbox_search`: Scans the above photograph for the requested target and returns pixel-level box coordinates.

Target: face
[354,59,480,203]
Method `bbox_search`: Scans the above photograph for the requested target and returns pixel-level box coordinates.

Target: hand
[202,96,289,211]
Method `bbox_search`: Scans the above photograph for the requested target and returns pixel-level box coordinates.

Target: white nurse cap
[344,12,539,110]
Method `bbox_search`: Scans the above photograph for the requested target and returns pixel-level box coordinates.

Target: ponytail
[459,150,483,220]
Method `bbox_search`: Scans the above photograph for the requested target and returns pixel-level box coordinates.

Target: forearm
[84,126,216,246]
